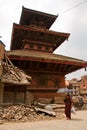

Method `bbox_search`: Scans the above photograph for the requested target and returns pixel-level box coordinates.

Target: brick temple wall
[27,72,65,99]
[0,41,5,60]
[0,41,5,76]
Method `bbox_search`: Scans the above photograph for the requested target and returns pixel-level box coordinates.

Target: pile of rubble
[1,54,32,85]
[0,104,65,123]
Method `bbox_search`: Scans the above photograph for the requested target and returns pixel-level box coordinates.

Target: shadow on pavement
[71,118,83,121]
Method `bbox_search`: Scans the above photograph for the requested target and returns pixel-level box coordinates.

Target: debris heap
[0,104,65,123]
[0,54,32,85]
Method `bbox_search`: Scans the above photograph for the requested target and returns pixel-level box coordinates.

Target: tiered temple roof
[7,7,87,75]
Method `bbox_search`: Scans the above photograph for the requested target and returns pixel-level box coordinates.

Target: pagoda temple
[5,6,87,104]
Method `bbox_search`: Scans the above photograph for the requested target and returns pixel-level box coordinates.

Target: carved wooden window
[46,46,49,51]
[38,45,42,50]
[30,44,33,49]
[39,78,47,87]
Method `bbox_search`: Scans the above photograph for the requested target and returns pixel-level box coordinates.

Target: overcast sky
[0,0,87,80]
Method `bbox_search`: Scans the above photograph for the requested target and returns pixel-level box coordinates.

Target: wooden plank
[30,92,65,99]
[5,54,21,80]
[34,107,56,116]
[23,39,54,47]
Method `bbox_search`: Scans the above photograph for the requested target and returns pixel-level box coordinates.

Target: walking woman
[64,93,72,119]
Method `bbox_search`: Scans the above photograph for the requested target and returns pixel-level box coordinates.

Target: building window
[38,45,42,50]
[30,44,33,49]
[46,46,49,51]
[39,78,47,87]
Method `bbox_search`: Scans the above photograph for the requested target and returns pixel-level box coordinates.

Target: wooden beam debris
[34,107,56,117]
[1,53,32,85]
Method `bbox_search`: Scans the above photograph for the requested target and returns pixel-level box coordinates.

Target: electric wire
[61,0,87,14]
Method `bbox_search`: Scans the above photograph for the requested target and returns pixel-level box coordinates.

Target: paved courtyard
[0,110,87,130]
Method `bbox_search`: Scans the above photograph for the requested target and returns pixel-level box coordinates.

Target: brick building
[0,41,31,104]
[79,75,87,95]
[66,75,87,96]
